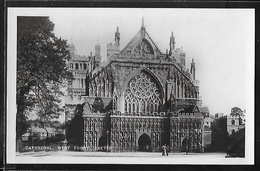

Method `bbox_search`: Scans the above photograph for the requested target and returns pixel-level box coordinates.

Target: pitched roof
[120,24,163,58]
[45,128,56,134]
[177,105,200,113]
[22,132,30,136]
[31,127,47,133]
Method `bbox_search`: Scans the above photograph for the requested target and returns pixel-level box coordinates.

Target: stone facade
[65,43,101,121]
[227,115,245,135]
[69,20,204,153]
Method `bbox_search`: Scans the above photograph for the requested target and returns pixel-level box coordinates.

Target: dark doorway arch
[138,133,151,152]
[98,136,106,151]
[181,137,190,152]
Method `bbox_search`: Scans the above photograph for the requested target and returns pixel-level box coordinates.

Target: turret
[68,43,76,56]
[169,31,175,56]
[95,43,101,61]
[190,58,196,80]
[115,26,120,46]
[107,27,120,59]
[88,52,97,73]
[85,70,90,96]
[94,42,101,68]
[180,47,186,66]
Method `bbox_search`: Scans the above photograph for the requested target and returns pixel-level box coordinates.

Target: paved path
[16,151,226,158]
[14,151,239,165]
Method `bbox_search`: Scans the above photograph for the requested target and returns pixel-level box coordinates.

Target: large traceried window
[124,72,162,114]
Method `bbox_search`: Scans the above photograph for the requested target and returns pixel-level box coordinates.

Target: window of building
[124,71,162,114]
[70,63,73,69]
[231,119,235,125]
[81,79,84,88]
[75,63,79,69]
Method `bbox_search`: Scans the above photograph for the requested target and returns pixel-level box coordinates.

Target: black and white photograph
[6,8,254,165]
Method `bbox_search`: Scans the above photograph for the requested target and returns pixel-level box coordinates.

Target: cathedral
[65,19,204,153]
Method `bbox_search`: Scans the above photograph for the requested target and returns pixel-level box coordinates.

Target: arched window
[124,71,162,115]
[231,119,235,125]
[75,63,79,69]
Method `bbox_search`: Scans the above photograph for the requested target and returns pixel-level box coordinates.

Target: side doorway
[138,133,151,152]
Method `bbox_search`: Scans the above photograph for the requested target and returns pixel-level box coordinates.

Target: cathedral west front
[65,19,204,153]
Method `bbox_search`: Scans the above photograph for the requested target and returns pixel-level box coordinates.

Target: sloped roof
[176,105,200,113]
[22,132,30,136]
[45,128,56,134]
[31,127,47,133]
[120,24,163,58]
[83,101,94,115]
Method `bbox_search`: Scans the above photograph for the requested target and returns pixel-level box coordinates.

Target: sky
[10,8,254,116]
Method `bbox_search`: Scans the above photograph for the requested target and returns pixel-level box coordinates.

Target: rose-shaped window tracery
[124,72,162,114]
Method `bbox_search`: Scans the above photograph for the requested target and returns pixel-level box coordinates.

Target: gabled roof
[120,21,163,58]
[45,128,56,134]
[176,105,200,113]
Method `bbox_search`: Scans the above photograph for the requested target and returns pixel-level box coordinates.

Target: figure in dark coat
[162,144,167,156]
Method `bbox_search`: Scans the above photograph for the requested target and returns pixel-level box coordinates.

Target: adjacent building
[227,109,245,135]
[65,43,101,121]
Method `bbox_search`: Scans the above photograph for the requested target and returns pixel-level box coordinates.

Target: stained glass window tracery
[124,72,162,114]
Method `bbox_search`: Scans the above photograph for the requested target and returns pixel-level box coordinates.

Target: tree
[17,17,73,140]
[211,116,229,152]
[227,128,245,157]
[230,107,244,124]
[67,104,84,146]
[28,119,63,129]
[230,107,243,116]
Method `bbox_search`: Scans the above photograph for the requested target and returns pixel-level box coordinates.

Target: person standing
[166,145,169,156]
[162,144,167,156]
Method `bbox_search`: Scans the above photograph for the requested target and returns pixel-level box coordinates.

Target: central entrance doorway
[138,133,151,152]
[181,137,190,152]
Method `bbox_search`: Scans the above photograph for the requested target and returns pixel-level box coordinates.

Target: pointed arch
[122,68,164,98]
[138,133,151,152]
[123,68,164,114]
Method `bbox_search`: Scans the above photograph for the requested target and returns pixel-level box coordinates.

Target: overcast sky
[11,8,254,116]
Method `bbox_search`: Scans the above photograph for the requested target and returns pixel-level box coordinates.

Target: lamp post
[106,131,109,154]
